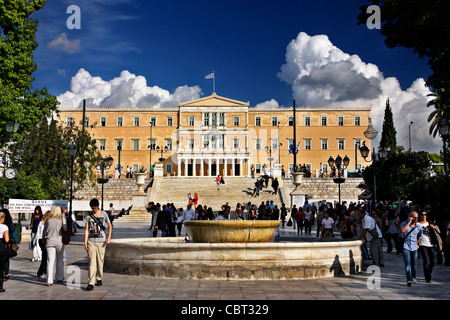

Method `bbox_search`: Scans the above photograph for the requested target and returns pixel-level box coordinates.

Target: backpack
[339,218,349,234]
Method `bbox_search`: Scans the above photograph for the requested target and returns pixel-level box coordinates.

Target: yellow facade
[58,93,371,177]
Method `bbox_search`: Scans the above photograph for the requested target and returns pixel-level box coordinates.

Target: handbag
[287,218,293,227]
[61,227,71,245]
[430,225,443,252]
[7,241,19,258]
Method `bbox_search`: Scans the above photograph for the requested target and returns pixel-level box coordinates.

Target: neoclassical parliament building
[58,93,372,177]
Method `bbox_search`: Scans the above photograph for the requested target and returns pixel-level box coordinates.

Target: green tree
[360,151,431,201]
[379,98,397,155]
[0,0,58,146]
[0,118,102,205]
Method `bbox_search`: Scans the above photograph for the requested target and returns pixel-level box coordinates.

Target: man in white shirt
[358,208,384,267]
[182,205,195,222]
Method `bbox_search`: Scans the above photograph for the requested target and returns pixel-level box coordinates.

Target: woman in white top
[0,211,10,293]
[417,211,438,283]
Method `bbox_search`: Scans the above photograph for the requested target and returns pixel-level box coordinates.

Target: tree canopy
[0,0,58,146]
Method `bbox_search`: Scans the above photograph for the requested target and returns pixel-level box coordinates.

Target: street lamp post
[148,123,153,177]
[265,145,275,176]
[409,121,414,152]
[68,143,77,235]
[438,118,450,174]
[327,154,350,204]
[360,142,389,203]
[97,155,114,211]
[156,145,168,163]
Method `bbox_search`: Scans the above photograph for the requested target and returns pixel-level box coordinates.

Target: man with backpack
[357,208,384,267]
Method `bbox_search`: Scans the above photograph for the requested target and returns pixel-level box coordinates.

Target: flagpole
[213,70,215,93]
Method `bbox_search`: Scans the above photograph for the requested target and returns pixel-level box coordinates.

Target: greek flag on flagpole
[205,71,215,93]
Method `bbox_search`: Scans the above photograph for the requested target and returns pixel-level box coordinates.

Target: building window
[149,139,156,150]
[305,116,311,126]
[188,116,195,126]
[150,117,156,127]
[100,116,106,127]
[167,117,173,127]
[255,139,261,150]
[233,116,240,126]
[133,140,139,150]
[271,116,278,127]
[233,138,240,149]
[288,116,293,126]
[219,112,225,126]
[305,139,311,150]
[338,116,344,126]
[255,164,261,174]
[354,116,361,126]
[321,139,328,150]
[203,113,209,126]
[321,116,327,126]
[166,164,172,174]
[188,138,195,149]
[117,117,123,127]
[84,116,89,127]
[338,139,345,150]
[66,116,74,127]
[203,136,210,148]
[355,139,361,149]
[272,139,278,150]
[116,140,123,150]
[132,164,139,173]
[99,140,106,151]
[321,163,328,174]
[165,139,172,150]
[133,116,140,127]
[255,116,261,126]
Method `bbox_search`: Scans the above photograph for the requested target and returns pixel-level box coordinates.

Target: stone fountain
[104,219,362,280]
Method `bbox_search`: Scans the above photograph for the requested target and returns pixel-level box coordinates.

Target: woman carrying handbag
[417,211,440,283]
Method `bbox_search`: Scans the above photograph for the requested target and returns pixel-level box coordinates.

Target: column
[208,158,212,176]
[200,158,204,176]
[185,159,188,177]
[246,159,250,177]
[232,158,235,176]
[223,158,227,177]
[178,158,181,177]
[239,158,243,177]
[193,158,196,176]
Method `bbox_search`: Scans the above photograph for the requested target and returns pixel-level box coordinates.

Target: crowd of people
[1,195,449,293]
[0,198,112,293]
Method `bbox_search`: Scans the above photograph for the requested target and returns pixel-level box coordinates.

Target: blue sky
[31,0,439,152]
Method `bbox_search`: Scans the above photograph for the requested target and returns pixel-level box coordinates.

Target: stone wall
[74,178,152,201]
[281,177,365,206]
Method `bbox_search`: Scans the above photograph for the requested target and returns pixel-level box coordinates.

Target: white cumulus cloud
[57,68,203,109]
[276,32,439,153]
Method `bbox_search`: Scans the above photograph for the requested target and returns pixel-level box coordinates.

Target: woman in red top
[193,193,198,206]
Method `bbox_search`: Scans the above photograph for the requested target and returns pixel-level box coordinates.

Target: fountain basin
[104,237,363,280]
[183,220,280,243]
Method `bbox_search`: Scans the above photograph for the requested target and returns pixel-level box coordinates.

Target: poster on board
[8,199,68,214]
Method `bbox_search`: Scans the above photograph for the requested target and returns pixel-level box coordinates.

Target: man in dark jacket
[156,205,173,237]
[272,178,279,195]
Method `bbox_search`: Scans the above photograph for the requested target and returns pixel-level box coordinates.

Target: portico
[177,148,250,177]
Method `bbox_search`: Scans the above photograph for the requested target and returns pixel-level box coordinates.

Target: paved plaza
[2,220,450,302]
